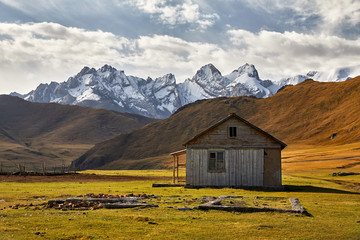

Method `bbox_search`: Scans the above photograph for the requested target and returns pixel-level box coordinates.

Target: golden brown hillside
[73,76,360,170]
[0,95,156,171]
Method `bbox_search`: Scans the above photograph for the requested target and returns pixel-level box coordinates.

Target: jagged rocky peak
[233,63,260,79]
[100,64,117,73]
[151,73,177,96]
[306,71,317,77]
[158,73,176,85]
[195,64,222,80]
[76,66,96,77]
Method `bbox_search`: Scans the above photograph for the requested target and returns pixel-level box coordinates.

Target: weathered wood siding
[186,148,264,187]
[187,118,279,148]
[263,148,282,186]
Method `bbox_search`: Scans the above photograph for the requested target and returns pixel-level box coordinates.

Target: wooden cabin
[172,113,286,189]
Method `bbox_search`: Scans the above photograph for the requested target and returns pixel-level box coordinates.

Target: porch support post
[176,155,179,183]
[172,155,175,184]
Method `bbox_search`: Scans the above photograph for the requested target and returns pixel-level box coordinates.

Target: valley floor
[0,144,360,239]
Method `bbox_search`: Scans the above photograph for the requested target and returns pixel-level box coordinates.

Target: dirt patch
[0,174,170,183]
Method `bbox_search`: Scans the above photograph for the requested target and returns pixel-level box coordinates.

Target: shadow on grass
[283,185,360,195]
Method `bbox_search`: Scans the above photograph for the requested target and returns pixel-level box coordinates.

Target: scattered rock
[329,133,338,140]
[331,172,360,176]
[178,207,192,211]
[104,202,158,209]
[45,193,156,211]
[34,232,45,236]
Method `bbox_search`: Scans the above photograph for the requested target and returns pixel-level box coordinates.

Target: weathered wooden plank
[256,150,261,186]
[200,149,205,186]
[253,150,257,186]
[229,150,235,186]
[191,149,195,186]
[236,149,240,186]
[194,150,199,186]
[198,149,202,186]
[205,149,209,186]
[255,150,260,186]
[239,149,243,186]
[241,150,247,186]
[259,149,264,186]
[186,149,190,185]
[243,150,248,186]
[189,118,281,147]
[249,150,254,186]
[278,151,282,186]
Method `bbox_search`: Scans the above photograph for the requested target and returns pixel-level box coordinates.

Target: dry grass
[282,143,360,172]
[0,167,359,240]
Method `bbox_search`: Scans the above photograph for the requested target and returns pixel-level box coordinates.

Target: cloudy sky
[1,0,360,94]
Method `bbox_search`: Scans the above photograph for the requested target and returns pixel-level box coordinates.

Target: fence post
[62,160,65,174]
[42,162,46,175]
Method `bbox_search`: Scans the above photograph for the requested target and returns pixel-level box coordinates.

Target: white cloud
[126,0,219,30]
[241,0,360,36]
[1,22,360,94]
[0,22,225,93]
[227,29,360,78]
[0,22,130,93]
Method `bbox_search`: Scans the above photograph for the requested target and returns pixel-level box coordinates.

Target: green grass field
[0,169,359,240]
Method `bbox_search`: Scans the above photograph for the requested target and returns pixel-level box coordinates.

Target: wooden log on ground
[194,196,311,216]
[194,204,300,214]
[64,198,125,203]
[104,202,158,209]
[152,183,185,187]
[289,197,310,215]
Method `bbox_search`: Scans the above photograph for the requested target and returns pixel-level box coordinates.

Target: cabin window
[208,151,225,172]
[229,127,237,137]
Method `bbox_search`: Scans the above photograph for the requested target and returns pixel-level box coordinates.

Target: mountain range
[12,63,360,119]
[73,76,360,170]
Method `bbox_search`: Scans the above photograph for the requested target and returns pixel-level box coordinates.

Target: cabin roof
[169,149,186,156]
[183,113,287,149]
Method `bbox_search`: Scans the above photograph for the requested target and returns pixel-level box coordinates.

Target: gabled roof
[183,113,287,149]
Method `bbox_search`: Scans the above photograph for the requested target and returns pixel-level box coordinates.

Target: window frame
[208,150,225,172]
[229,126,237,138]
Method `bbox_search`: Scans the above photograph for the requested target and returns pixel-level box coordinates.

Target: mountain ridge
[12,63,360,118]
[72,76,360,170]
[0,95,156,170]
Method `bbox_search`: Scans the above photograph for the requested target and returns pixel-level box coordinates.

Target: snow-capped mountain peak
[12,63,360,119]
[229,63,260,80]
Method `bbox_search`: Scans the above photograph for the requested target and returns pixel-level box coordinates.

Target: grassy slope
[74,76,360,170]
[0,95,156,170]
[0,168,359,239]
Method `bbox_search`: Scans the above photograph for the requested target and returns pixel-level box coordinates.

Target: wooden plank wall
[189,118,279,148]
[186,148,264,187]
